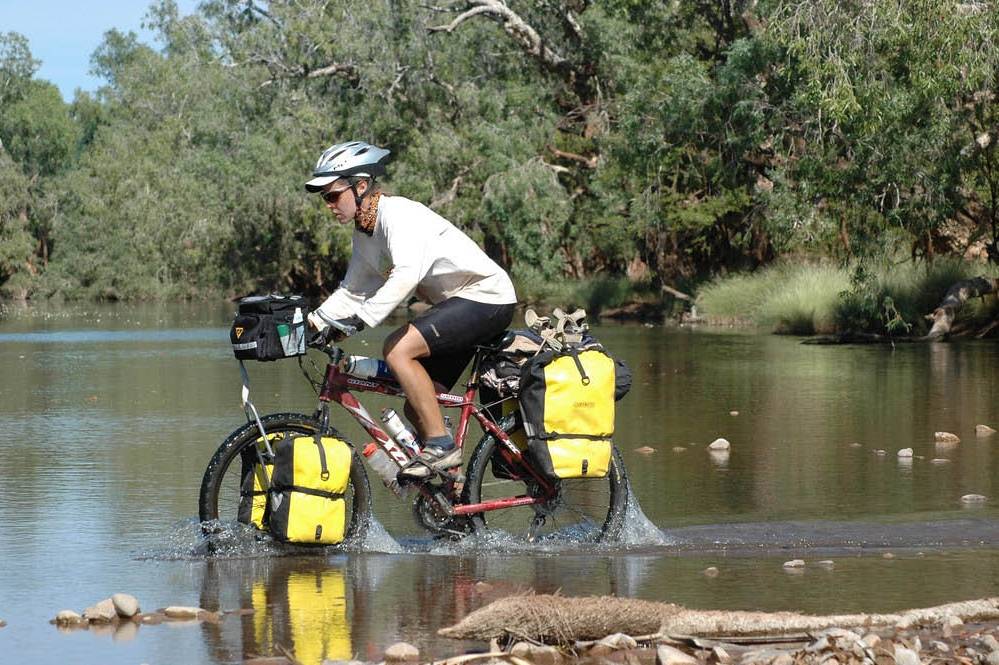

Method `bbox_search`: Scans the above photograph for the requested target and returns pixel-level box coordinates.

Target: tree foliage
[2,1,999,301]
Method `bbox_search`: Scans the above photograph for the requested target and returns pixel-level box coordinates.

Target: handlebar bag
[231,294,309,361]
[267,435,352,545]
[518,347,616,480]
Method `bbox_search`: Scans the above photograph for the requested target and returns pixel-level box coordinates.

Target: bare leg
[383,324,447,440]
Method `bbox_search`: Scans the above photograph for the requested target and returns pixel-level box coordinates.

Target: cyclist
[305,141,517,479]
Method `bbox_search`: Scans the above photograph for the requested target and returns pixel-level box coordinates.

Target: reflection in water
[200,559,354,664]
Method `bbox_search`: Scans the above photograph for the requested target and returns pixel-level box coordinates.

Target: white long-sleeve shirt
[313,195,517,328]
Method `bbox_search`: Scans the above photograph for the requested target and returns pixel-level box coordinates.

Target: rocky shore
[24,591,999,664]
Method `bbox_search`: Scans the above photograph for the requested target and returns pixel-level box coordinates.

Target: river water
[1,302,997,664]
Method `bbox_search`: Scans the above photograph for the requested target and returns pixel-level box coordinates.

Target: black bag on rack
[230,294,309,361]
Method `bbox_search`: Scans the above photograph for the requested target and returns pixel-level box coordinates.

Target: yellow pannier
[238,433,280,529]
[268,435,352,545]
[519,348,616,480]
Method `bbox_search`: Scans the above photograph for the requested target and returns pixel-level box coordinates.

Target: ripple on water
[138,515,405,560]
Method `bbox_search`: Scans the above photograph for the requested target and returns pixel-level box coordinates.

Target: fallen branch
[661,284,693,302]
[439,594,999,644]
[924,275,999,340]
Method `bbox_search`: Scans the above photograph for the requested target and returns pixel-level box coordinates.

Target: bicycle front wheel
[199,412,370,542]
[463,415,629,543]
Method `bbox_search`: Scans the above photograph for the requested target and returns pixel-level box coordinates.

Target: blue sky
[2,0,200,100]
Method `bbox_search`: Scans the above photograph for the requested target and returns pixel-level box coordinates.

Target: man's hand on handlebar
[306,313,365,347]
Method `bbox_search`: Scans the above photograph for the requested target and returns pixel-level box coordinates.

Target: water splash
[349,515,405,554]
[613,483,673,548]
[143,480,666,561]
[140,513,408,560]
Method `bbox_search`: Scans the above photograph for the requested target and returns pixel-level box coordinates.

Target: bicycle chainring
[412,490,470,538]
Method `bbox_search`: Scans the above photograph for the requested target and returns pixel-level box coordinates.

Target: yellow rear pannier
[267,435,353,545]
[519,347,616,480]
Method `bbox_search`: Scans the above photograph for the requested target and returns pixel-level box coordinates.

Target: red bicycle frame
[317,356,554,516]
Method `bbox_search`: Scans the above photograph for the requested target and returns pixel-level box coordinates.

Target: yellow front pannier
[268,435,353,545]
[238,434,279,529]
[519,348,616,480]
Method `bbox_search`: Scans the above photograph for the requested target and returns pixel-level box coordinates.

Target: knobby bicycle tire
[198,412,371,543]
[463,414,629,543]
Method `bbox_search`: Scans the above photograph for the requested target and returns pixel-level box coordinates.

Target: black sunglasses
[321,188,349,204]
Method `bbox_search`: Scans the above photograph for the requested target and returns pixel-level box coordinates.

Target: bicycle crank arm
[452,495,544,515]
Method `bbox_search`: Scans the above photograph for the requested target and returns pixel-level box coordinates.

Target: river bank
[695,260,999,337]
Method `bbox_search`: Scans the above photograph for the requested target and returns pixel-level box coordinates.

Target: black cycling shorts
[410,297,516,390]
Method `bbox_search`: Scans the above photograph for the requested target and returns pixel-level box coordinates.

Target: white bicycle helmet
[305,140,391,192]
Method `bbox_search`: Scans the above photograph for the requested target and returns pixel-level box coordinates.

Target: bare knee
[383,324,429,367]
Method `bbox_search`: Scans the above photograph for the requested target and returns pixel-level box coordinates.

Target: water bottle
[381,408,421,456]
[343,355,394,380]
[362,442,404,497]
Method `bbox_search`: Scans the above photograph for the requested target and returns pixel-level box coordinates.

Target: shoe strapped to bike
[398,445,463,481]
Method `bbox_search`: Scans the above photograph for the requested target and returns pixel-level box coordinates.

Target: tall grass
[513,268,645,315]
[697,260,999,335]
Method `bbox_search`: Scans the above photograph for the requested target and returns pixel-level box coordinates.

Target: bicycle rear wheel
[463,415,629,543]
[199,412,370,542]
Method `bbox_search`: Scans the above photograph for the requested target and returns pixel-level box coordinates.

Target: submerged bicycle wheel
[463,415,628,543]
[199,412,370,542]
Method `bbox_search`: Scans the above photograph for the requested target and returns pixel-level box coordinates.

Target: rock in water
[961,494,988,504]
[634,446,656,455]
[978,425,997,437]
[596,633,638,650]
[54,610,85,626]
[703,566,720,577]
[783,559,805,568]
[935,432,960,443]
[111,593,140,618]
[163,606,204,619]
[708,438,731,451]
[897,448,913,458]
[83,599,117,623]
[657,645,698,665]
[384,642,420,661]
